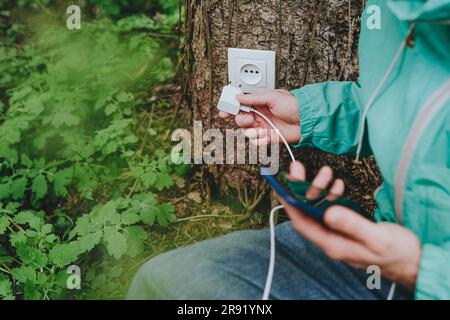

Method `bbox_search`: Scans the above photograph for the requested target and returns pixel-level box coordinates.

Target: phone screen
[260,167,325,220]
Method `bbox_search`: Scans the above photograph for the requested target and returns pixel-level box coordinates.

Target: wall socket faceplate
[228,48,276,94]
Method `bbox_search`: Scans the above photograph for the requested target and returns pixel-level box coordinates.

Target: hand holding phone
[261,166,370,222]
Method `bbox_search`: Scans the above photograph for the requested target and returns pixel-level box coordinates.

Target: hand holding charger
[218,84,323,219]
[218,84,368,220]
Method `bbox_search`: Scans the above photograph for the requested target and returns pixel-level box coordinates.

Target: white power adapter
[217,85,244,116]
[217,84,295,162]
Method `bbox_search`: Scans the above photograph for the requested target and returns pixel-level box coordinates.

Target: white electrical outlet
[228,48,276,94]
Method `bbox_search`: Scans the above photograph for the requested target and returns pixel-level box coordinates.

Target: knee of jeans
[127,229,268,299]
[128,253,174,299]
[128,248,215,299]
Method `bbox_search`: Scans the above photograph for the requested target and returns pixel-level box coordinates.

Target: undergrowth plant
[0,0,185,300]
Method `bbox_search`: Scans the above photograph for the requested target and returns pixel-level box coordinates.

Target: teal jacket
[291,0,450,300]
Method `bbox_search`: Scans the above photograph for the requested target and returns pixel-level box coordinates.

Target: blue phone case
[261,167,325,220]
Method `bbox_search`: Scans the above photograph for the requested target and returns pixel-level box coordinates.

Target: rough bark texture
[182,0,381,213]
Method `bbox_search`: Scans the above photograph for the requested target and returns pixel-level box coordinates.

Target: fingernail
[289,161,305,181]
[326,208,340,224]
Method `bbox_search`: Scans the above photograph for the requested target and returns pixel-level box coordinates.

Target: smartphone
[260,166,325,221]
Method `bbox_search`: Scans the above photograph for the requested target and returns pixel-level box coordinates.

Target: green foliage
[90,0,179,20]
[0,1,183,300]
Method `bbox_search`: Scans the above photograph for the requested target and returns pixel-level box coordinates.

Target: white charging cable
[387,282,396,300]
[236,105,295,300]
[239,106,294,300]
[240,106,296,163]
[262,205,285,300]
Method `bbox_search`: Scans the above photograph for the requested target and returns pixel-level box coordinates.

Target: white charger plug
[217,85,244,116]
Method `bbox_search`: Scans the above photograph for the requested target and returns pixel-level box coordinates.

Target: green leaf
[26,96,44,115]
[71,215,94,238]
[142,171,157,189]
[40,223,52,235]
[76,230,103,253]
[154,172,174,191]
[25,229,38,238]
[94,200,120,225]
[104,140,119,154]
[117,92,133,102]
[45,234,56,243]
[34,159,46,170]
[121,212,141,225]
[49,244,79,268]
[130,166,145,178]
[53,168,73,197]
[0,216,10,235]
[52,112,80,128]
[104,103,118,116]
[124,226,148,258]
[21,154,33,167]
[12,266,36,284]
[0,183,11,200]
[0,143,18,165]
[10,85,32,102]
[103,227,127,259]
[15,244,48,268]
[32,174,47,200]
[124,135,138,144]
[0,276,14,300]
[140,206,158,226]
[10,231,27,246]
[23,281,41,300]
[11,177,27,200]
[0,119,22,144]
[15,211,43,230]
[156,203,176,227]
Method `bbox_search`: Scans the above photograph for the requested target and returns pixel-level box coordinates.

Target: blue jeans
[127,222,413,300]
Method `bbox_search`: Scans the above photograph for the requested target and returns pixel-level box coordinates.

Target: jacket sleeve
[416,242,450,300]
[291,81,370,156]
[414,123,450,300]
[386,0,450,22]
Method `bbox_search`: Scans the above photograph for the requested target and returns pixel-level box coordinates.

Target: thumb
[287,161,306,181]
[324,206,378,244]
[236,91,276,108]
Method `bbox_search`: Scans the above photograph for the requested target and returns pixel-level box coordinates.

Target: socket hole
[240,63,263,85]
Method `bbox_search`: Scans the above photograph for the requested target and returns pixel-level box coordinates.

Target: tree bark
[182,0,380,213]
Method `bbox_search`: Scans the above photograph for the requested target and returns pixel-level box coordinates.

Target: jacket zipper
[394,79,450,224]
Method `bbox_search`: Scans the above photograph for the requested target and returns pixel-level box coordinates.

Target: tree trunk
[182,0,380,213]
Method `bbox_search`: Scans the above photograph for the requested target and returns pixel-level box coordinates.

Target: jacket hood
[387,0,450,22]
